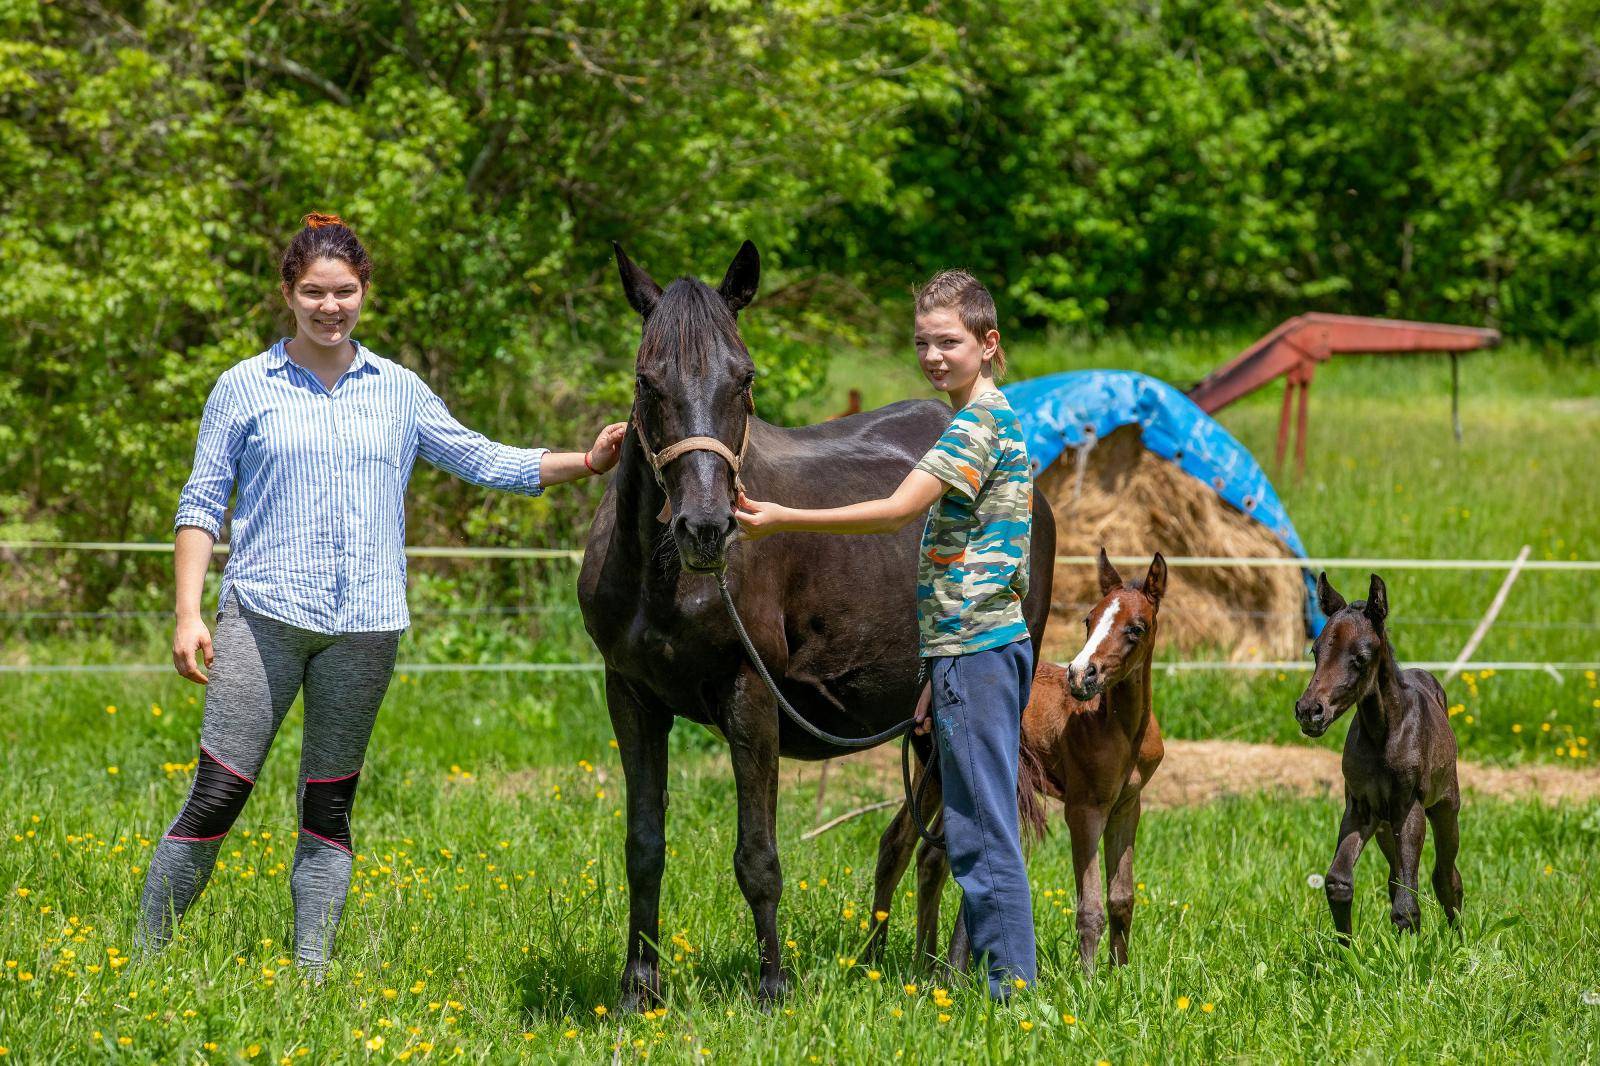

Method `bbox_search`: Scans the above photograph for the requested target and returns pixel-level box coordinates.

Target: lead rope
[715,573,944,849]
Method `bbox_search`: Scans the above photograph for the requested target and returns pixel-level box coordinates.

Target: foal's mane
[637,277,750,377]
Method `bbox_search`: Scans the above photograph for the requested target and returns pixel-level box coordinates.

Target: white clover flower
[1306,874,1326,890]
[1582,990,1600,1007]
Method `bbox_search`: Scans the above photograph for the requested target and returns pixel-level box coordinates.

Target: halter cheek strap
[633,392,753,524]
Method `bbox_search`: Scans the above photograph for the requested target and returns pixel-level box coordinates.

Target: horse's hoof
[756,969,791,1008]
[618,966,662,1014]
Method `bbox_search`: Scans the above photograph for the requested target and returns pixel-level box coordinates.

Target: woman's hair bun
[302,212,346,230]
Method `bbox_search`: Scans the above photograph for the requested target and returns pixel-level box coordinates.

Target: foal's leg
[1386,801,1427,933]
[913,814,950,970]
[1103,792,1142,967]
[947,898,972,977]
[1426,798,1464,926]
[725,670,789,1004]
[1325,797,1372,944]
[865,803,919,964]
[608,672,672,1011]
[1067,803,1108,974]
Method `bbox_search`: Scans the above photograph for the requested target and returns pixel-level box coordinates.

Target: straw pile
[1038,426,1306,662]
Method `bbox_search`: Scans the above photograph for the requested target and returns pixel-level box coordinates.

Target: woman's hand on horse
[173,615,214,685]
[913,681,933,735]
[587,421,629,474]
[735,492,786,539]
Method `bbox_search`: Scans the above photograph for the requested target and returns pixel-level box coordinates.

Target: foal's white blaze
[1070,599,1120,674]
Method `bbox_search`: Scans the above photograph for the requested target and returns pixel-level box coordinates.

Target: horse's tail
[1016,740,1051,843]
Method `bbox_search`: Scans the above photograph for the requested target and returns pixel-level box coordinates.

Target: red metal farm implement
[1186,314,1500,478]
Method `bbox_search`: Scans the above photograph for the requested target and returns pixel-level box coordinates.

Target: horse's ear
[718,240,760,314]
[1317,571,1346,617]
[1097,547,1122,595]
[614,242,662,318]
[1365,573,1388,627]
[1142,552,1167,606]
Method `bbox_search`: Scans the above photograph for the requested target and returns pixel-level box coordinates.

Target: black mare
[577,241,1055,1008]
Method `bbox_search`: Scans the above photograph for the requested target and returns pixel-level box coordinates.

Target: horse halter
[632,388,754,523]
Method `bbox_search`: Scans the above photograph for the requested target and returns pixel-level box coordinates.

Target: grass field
[2,671,1599,1063]
[2,335,1597,1061]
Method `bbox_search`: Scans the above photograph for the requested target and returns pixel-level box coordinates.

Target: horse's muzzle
[1066,662,1102,701]
[1295,695,1330,737]
[672,511,737,573]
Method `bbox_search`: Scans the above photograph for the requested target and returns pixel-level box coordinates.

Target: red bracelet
[583,450,599,475]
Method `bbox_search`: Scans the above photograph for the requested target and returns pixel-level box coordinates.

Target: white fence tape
[3,541,1597,571]
[3,660,1597,676]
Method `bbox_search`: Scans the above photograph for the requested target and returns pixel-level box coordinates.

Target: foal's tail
[1017,741,1051,843]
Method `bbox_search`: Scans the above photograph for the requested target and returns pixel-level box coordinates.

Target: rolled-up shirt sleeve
[174,374,245,537]
[413,373,548,495]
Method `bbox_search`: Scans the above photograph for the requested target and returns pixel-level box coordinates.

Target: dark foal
[1296,572,1462,941]
[869,550,1166,975]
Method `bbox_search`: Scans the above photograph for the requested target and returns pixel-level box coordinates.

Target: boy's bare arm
[736,469,946,538]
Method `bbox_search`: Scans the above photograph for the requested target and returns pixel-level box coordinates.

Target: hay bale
[1038,425,1306,662]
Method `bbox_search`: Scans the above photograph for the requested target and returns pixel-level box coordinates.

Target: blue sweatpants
[930,638,1036,997]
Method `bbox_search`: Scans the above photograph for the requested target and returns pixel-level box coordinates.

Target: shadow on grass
[513,945,772,1022]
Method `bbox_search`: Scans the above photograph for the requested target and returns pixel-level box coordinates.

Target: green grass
[3,672,1600,1063]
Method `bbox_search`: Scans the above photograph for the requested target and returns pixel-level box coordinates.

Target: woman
[139,212,626,968]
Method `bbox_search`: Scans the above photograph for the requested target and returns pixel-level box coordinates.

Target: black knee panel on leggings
[168,749,254,841]
[301,773,361,853]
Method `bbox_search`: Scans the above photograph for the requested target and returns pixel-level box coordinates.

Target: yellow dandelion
[937,1013,951,1024]
[1177,996,1191,1010]
[563,1029,578,1039]
[875,910,889,922]
[903,983,917,995]
[1019,1020,1034,1031]
[867,970,882,981]
[365,1037,384,1051]
[106,766,118,775]
[1062,1013,1076,1025]
[594,1005,608,1017]
[105,705,116,715]
[1512,724,1523,734]
[1202,1002,1215,1013]
[382,988,397,1000]
[117,1037,132,1047]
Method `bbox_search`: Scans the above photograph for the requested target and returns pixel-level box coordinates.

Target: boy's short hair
[914,269,1007,380]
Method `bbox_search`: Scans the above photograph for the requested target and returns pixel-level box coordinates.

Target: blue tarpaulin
[1002,370,1323,636]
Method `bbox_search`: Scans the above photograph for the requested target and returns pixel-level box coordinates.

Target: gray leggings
[137,596,400,964]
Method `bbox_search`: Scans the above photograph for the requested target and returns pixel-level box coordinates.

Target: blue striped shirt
[175,338,547,634]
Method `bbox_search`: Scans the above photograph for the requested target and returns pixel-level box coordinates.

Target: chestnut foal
[1296,572,1462,942]
[867,550,1166,975]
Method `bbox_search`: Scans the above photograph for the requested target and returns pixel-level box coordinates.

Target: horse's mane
[637,277,750,377]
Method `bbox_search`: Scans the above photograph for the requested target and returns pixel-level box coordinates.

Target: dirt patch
[808,739,1600,812]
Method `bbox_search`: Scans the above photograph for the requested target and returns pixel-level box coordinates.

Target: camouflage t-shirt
[912,389,1033,657]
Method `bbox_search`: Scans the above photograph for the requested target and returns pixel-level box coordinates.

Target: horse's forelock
[637,277,749,378]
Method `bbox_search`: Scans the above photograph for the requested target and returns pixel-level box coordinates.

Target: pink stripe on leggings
[199,744,255,785]
[305,767,362,784]
[165,831,228,843]
[299,827,354,856]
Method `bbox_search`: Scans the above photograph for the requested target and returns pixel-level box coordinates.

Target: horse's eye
[1127,626,1144,641]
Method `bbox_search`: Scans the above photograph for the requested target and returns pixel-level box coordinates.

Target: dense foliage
[3,0,1596,604]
